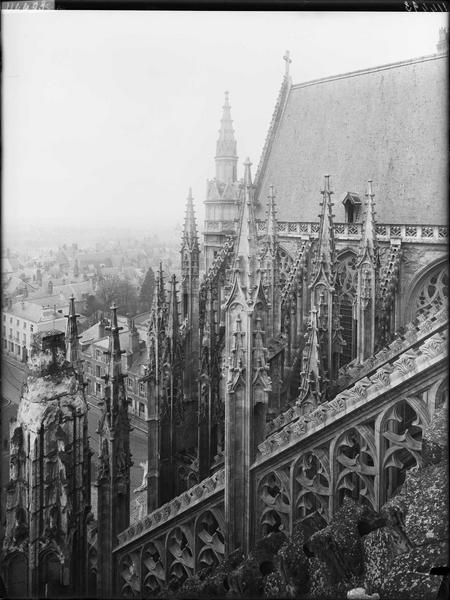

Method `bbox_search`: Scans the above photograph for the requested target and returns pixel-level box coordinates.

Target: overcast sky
[2,10,447,245]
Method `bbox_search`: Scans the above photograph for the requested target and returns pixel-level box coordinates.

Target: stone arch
[257,469,291,538]
[435,377,449,410]
[379,396,431,503]
[404,257,448,323]
[118,550,141,598]
[277,245,294,287]
[165,525,194,591]
[195,509,225,570]
[334,423,377,511]
[142,538,165,596]
[39,550,62,598]
[3,552,27,598]
[292,448,330,534]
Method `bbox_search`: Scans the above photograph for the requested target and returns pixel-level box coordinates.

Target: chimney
[437,27,448,54]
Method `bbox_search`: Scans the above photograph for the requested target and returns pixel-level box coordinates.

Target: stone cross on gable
[283,50,292,77]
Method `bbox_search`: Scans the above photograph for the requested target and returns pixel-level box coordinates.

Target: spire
[181,188,200,252]
[104,303,125,383]
[215,91,238,183]
[357,180,378,268]
[266,184,278,250]
[65,295,81,369]
[310,175,336,289]
[233,158,259,291]
[297,306,323,409]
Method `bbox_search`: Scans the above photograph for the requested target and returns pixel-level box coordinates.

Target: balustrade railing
[205,219,448,243]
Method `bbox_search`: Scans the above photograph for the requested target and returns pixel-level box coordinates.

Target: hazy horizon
[3,11,447,249]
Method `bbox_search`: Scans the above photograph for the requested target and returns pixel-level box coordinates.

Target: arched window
[336,251,358,366]
[407,261,448,322]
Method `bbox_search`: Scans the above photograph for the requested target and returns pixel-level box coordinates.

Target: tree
[139,266,156,312]
[95,275,139,316]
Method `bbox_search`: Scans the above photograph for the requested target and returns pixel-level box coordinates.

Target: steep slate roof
[255,53,447,225]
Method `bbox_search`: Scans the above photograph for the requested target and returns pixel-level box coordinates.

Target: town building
[80,315,148,419]
[2,299,68,362]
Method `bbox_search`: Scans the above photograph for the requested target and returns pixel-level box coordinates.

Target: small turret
[297,306,324,412]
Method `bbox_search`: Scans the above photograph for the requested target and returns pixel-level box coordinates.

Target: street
[1,355,149,507]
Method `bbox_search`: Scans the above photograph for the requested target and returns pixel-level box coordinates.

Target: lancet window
[336,251,358,366]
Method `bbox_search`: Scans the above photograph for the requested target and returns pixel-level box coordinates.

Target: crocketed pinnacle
[311,175,336,289]
[297,305,322,405]
[105,303,124,383]
[156,262,166,308]
[181,188,200,252]
[65,295,81,368]
[357,180,378,268]
[166,274,180,342]
[266,184,278,250]
[233,158,259,294]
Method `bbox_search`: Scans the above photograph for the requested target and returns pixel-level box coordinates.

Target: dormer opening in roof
[342,192,362,223]
[215,91,238,184]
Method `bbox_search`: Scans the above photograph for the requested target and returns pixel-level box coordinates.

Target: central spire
[215,91,238,183]
[182,188,199,253]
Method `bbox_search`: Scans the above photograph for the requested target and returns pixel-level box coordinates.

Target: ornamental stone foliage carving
[335,425,377,511]
[294,448,331,526]
[258,469,291,536]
